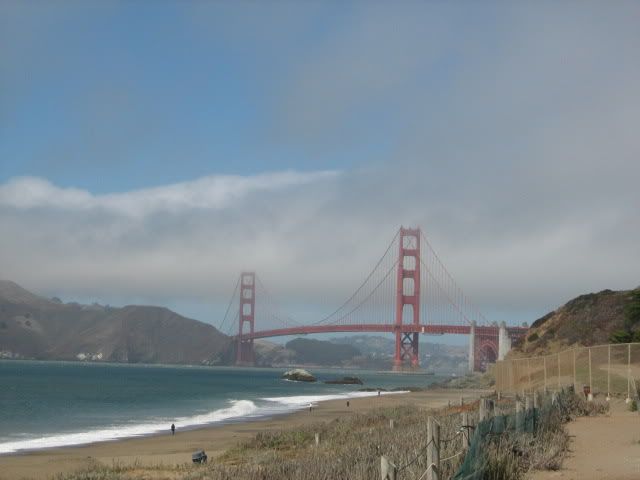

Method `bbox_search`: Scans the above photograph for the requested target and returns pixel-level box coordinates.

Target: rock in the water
[282,368,317,382]
[324,376,363,385]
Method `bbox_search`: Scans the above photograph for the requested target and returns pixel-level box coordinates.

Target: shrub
[483,441,523,480]
[624,290,640,330]
[610,330,632,343]
[629,400,637,412]
[611,290,640,343]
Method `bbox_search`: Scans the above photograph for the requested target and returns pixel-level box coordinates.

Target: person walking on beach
[171,423,175,435]
[308,403,312,413]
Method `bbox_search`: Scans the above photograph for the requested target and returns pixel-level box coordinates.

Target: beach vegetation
[55,391,607,480]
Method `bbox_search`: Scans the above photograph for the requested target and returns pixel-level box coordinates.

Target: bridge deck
[238,324,527,340]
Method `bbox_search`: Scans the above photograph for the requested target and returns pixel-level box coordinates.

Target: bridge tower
[236,272,256,366]
[393,227,421,370]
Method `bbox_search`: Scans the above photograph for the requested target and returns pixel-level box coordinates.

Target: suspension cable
[323,259,398,326]
[421,234,489,325]
[255,274,303,328]
[311,229,400,325]
[218,276,240,335]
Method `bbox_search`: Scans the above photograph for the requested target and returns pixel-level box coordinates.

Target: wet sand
[0,388,486,480]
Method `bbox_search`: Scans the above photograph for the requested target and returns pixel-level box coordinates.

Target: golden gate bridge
[217,227,527,372]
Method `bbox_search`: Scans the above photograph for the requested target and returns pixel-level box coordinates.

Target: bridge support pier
[473,326,501,372]
[236,272,256,366]
[498,321,512,361]
[393,227,421,371]
[468,321,476,373]
[395,331,419,370]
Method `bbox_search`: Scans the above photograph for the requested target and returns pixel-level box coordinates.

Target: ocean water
[0,360,443,454]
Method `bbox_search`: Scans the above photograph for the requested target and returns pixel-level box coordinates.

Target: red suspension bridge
[217,227,527,372]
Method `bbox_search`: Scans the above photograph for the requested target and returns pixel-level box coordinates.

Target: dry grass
[58,404,475,480]
[56,393,606,480]
[476,391,608,480]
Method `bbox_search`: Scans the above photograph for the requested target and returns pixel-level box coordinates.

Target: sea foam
[0,399,259,454]
[262,389,407,407]
[0,392,409,454]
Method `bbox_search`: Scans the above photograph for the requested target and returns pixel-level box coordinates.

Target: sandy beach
[0,388,486,480]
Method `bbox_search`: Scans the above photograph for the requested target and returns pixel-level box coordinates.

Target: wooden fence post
[588,348,593,401]
[427,417,440,480]
[627,343,632,403]
[515,400,524,433]
[461,412,470,450]
[479,399,494,422]
[607,344,611,401]
[525,396,532,432]
[315,433,320,446]
[380,456,397,480]
[493,402,505,432]
[389,419,394,430]
[573,348,577,391]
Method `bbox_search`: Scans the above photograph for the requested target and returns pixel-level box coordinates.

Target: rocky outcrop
[324,376,363,385]
[282,368,317,382]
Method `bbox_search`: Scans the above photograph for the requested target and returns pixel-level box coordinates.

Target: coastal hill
[252,338,363,368]
[0,280,469,371]
[510,287,640,357]
[285,338,361,365]
[0,280,231,364]
[255,335,467,372]
[331,335,468,372]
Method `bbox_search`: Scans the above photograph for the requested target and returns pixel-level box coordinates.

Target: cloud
[1,161,637,330]
[0,171,338,216]
[1,2,639,330]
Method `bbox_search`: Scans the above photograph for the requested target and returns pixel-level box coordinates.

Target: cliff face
[0,280,232,365]
[510,288,639,357]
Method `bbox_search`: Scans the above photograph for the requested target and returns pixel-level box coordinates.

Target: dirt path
[530,399,640,480]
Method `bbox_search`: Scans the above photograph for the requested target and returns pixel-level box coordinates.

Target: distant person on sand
[171,423,175,435]
[347,400,350,407]
[309,403,312,413]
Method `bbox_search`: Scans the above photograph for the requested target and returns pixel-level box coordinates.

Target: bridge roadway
[238,324,528,340]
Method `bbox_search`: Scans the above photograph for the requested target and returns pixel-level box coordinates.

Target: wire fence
[380,391,572,479]
[495,342,640,400]
[453,390,569,480]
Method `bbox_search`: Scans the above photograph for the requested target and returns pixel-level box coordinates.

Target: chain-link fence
[495,343,640,399]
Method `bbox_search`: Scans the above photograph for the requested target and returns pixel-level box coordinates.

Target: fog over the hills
[1,3,638,327]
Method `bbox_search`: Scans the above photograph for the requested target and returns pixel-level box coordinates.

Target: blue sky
[2,1,414,191]
[1,1,639,340]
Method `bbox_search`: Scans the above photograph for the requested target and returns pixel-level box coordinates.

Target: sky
[1,1,639,340]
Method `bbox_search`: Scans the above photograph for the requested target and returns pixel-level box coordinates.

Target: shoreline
[0,388,487,480]
[0,389,408,456]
